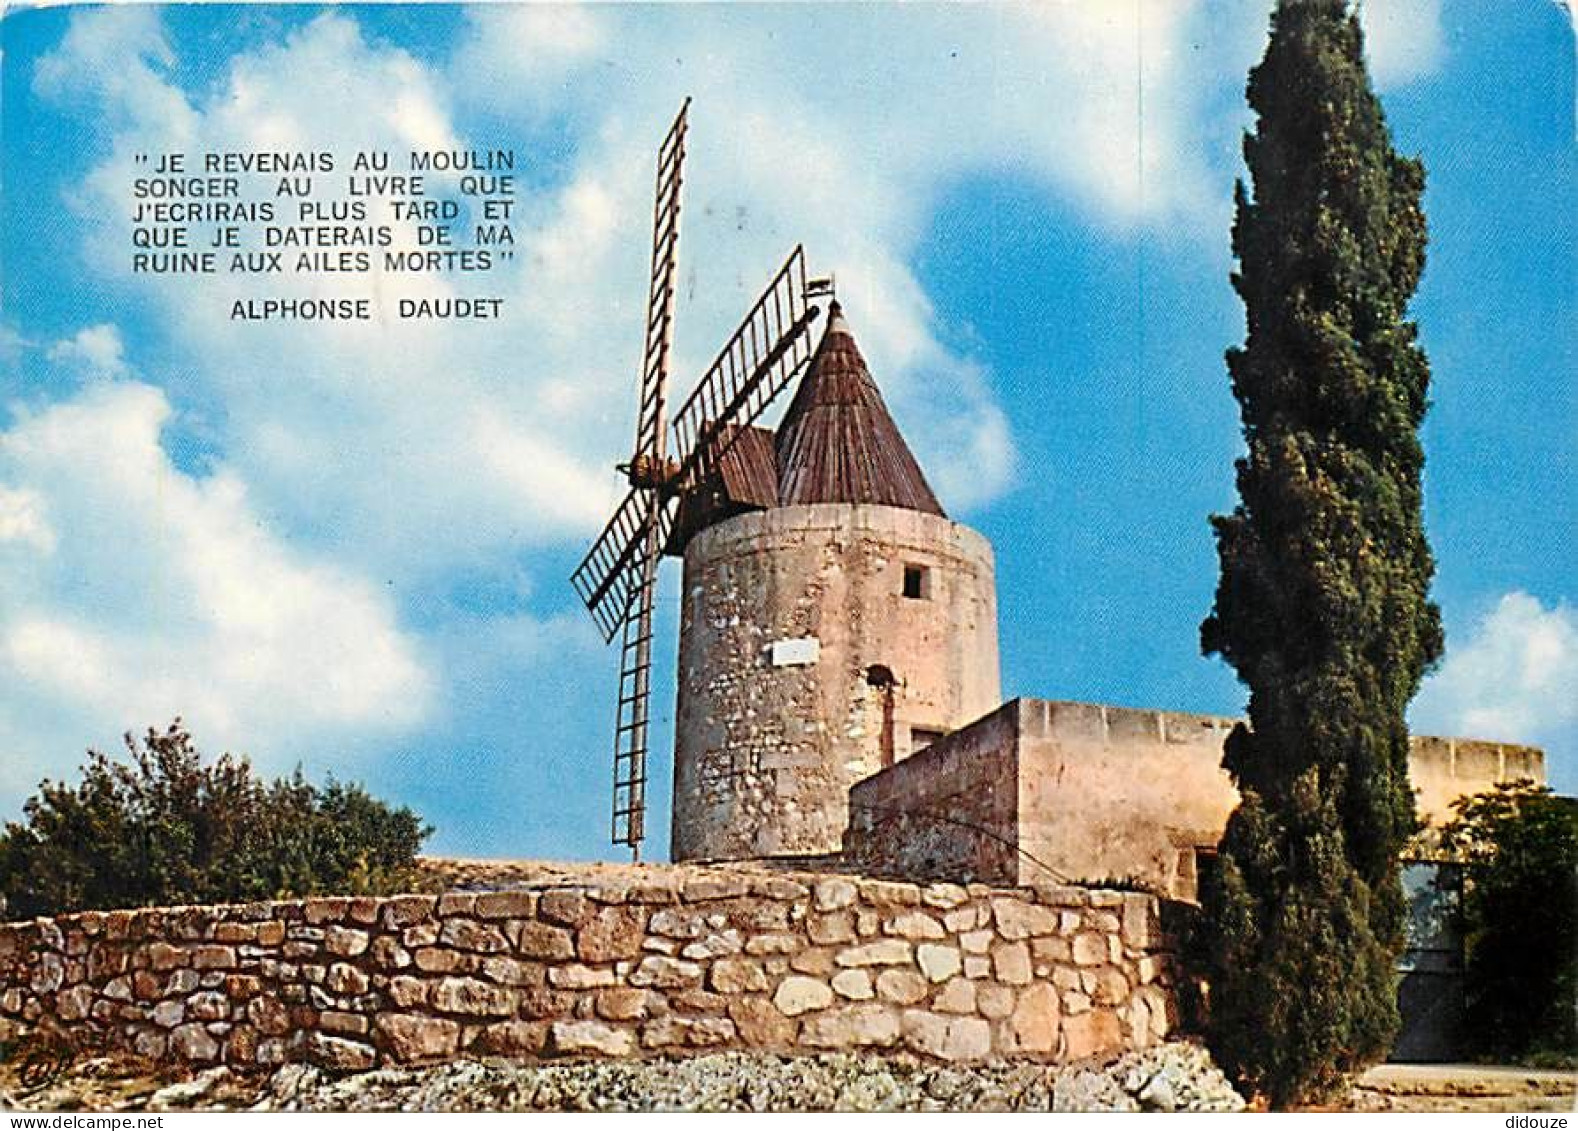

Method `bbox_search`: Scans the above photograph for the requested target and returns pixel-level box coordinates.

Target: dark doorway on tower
[867,664,898,767]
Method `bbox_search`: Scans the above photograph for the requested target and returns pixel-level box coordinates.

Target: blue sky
[1,1,1573,861]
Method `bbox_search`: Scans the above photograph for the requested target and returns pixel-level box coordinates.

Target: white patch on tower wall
[769,637,821,667]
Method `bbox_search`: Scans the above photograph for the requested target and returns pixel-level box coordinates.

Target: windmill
[570,100,827,859]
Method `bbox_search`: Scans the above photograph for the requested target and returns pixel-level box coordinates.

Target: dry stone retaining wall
[0,865,1175,1070]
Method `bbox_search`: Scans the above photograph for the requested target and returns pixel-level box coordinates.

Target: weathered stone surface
[709,958,768,994]
[728,998,797,1048]
[641,1014,736,1049]
[960,929,993,955]
[974,982,1012,1020]
[480,956,541,987]
[874,968,928,1005]
[834,939,911,967]
[830,968,874,1001]
[921,883,969,910]
[539,890,593,927]
[403,922,440,948]
[744,933,802,956]
[682,873,750,901]
[549,1020,635,1058]
[548,964,616,989]
[886,911,946,940]
[215,921,258,944]
[320,1010,371,1036]
[789,948,835,976]
[1063,1009,1124,1061]
[992,899,1061,941]
[474,891,535,920]
[902,1011,992,1062]
[773,975,834,1016]
[323,927,369,958]
[246,995,290,1035]
[577,905,646,962]
[933,978,976,1015]
[186,991,230,1021]
[629,955,703,989]
[325,963,370,995]
[431,977,515,1016]
[860,880,920,907]
[377,1013,462,1061]
[1008,983,1060,1054]
[993,942,1032,985]
[1095,969,1130,1006]
[916,943,962,983]
[380,896,436,931]
[473,1020,549,1056]
[147,943,184,972]
[679,930,743,960]
[517,987,576,1020]
[1072,932,1107,967]
[807,912,855,945]
[438,919,509,954]
[648,908,708,939]
[413,948,463,974]
[304,898,350,925]
[223,974,262,999]
[595,988,652,1022]
[813,878,858,911]
[513,922,576,961]
[169,1022,220,1061]
[152,999,185,1028]
[800,1005,901,1049]
[55,984,94,1022]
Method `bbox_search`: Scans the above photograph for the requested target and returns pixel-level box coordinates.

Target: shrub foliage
[1198,0,1442,1106]
[0,721,431,919]
[1438,781,1578,1061]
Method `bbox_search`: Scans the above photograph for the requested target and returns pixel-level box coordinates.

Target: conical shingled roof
[774,303,945,517]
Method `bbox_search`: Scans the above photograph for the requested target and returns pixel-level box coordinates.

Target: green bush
[1437,780,1578,1061]
[0,721,431,919]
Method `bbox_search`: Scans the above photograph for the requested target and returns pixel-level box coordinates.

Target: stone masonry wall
[673,504,1000,862]
[843,703,1022,884]
[0,864,1173,1070]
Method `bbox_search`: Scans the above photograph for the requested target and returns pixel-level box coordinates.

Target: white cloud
[0,370,433,785]
[1359,0,1447,88]
[45,324,130,381]
[0,485,55,554]
[1413,592,1578,762]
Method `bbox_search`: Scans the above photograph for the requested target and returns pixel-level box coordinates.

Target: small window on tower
[902,564,929,600]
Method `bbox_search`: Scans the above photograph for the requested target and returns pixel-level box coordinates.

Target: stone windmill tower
[573,102,1000,862]
[669,303,1001,861]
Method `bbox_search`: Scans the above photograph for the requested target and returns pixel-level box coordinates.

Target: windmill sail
[670,246,821,489]
[632,98,688,470]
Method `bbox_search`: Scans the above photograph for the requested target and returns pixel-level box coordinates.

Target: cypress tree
[1198,0,1443,1107]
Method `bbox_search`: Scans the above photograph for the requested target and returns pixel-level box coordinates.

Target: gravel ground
[2,1042,1245,1113]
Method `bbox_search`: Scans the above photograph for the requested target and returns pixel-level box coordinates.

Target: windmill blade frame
[631,98,689,472]
[669,245,821,490]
